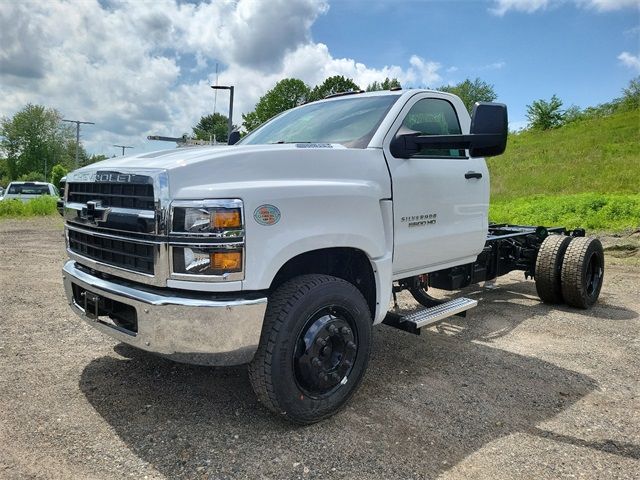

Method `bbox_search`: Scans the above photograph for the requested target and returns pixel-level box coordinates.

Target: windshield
[8,184,50,195]
[240,95,400,148]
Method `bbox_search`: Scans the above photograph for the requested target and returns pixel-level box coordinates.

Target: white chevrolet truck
[62,89,604,423]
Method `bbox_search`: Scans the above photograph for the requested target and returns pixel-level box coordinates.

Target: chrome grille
[68,229,155,275]
[67,182,155,210]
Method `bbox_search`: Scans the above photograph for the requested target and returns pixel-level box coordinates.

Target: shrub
[0,196,58,217]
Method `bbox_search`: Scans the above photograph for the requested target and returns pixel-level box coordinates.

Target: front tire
[248,274,372,424]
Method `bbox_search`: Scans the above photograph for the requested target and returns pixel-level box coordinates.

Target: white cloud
[618,52,640,72]
[0,0,450,156]
[479,62,507,71]
[491,0,550,16]
[491,0,638,15]
[583,0,640,11]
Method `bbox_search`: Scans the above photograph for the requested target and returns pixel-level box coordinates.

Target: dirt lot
[1,217,638,480]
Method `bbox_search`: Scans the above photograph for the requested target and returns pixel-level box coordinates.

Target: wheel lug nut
[341,326,351,335]
[331,372,340,381]
[328,325,339,335]
[319,373,328,381]
[312,357,322,368]
[346,341,357,350]
[316,337,327,347]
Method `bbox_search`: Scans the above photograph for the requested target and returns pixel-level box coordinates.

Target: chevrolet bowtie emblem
[80,201,110,225]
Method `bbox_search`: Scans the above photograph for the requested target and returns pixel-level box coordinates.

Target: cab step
[382,297,478,335]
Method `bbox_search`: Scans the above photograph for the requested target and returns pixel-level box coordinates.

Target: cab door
[383,93,489,277]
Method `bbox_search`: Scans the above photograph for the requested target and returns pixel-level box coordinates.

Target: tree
[308,75,361,102]
[621,76,640,110]
[0,104,75,180]
[192,112,231,143]
[526,95,565,130]
[51,164,68,187]
[366,77,401,92]
[438,78,497,114]
[563,105,584,124]
[242,78,311,132]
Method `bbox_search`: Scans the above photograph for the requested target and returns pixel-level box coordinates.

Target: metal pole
[62,119,95,169]
[75,123,80,167]
[113,145,133,156]
[228,86,234,139]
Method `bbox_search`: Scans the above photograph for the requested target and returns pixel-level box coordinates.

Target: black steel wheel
[535,235,572,304]
[248,274,372,424]
[293,305,358,398]
[561,237,604,309]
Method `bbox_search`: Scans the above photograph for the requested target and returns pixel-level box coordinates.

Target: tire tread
[248,274,364,421]
[561,237,604,308]
[535,235,571,304]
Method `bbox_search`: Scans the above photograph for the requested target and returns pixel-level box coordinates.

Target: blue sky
[311,0,639,129]
[1,0,638,155]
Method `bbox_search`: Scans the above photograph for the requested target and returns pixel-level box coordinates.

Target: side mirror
[389,102,508,159]
[469,102,508,157]
[228,130,241,145]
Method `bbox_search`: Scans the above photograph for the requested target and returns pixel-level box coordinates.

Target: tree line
[0,104,107,186]
[526,77,639,130]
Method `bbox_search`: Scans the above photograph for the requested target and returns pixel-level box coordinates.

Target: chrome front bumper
[62,261,267,366]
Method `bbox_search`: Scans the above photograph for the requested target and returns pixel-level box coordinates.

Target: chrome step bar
[403,297,478,328]
[383,297,478,335]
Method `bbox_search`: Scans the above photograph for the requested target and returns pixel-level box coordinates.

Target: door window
[401,98,465,158]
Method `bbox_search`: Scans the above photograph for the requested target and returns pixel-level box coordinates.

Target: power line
[62,119,95,168]
[113,144,134,156]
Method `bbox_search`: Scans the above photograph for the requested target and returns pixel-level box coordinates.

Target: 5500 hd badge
[401,213,437,228]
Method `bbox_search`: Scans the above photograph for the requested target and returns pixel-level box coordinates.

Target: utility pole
[211,85,234,143]
[62,119,95,168]
[113,145,134,156]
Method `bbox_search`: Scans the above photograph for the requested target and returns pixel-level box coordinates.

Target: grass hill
[488,107,640,231]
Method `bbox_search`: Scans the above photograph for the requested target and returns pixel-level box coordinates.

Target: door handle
[465,171,483,179]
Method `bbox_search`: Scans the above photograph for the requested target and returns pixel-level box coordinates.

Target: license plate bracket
[81,290,101,320]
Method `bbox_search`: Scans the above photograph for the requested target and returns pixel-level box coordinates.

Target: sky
[0,0,638,157]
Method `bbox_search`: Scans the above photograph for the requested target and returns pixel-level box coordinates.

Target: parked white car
[1,181,59,202]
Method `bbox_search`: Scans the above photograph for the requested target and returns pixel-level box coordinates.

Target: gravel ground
[0,217,638,480]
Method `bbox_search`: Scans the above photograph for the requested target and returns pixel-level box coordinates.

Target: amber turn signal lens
[211,209,241,229]
[210,251,242,271]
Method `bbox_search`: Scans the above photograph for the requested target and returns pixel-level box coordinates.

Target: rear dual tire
[560,237,604,309]
[535,235,572,304]
[535,235,604,308]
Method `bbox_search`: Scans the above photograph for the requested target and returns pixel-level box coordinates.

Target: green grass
[0,196,59,217]
[490,193,640,231]
[488,108,640,201]
[487,108,640,231]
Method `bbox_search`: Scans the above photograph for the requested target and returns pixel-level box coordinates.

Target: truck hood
[67,143,392,201]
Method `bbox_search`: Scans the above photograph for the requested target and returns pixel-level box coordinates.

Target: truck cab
[61,89,601,423]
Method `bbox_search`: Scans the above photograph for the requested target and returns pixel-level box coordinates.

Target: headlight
[172,199,243,236]
[170,199,244,279]
[172,246,243,276]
